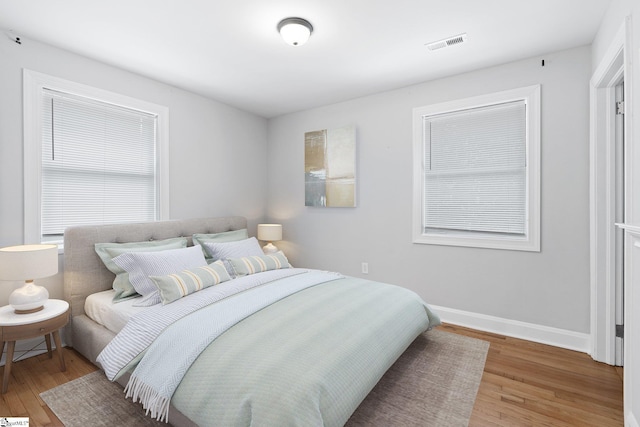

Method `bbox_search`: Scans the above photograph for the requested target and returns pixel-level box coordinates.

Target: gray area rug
[346,329,489,426]
[41,329,488,427]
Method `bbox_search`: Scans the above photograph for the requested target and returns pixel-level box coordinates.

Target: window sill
[413,232,540,252]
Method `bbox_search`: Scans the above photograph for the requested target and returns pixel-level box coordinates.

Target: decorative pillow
[227,251,290,277]
[202,237,263,262]
[112,245,207,306]
[95,237,188,302]
[193,229,249,260]
[150,260,231,305]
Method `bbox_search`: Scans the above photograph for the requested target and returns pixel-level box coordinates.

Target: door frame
[589,18,630,365]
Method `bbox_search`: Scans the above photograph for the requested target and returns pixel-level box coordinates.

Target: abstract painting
[305,125,356,207]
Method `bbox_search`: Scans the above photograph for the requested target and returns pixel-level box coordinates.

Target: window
[24,70,169,245]
[412,85,540,251]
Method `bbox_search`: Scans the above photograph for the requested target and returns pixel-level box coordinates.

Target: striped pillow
[227,251,290,277]
[150,261,231,305]
[95,237,188,302]
[193,229,249,260]
[202,237,263,261]
[112,245,207,306]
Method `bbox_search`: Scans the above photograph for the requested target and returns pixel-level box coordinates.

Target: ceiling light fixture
[277,17,313,46]
[426,33,468,51]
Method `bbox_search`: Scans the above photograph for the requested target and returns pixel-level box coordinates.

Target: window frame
[412,85,541,252]
[23,69,170,246]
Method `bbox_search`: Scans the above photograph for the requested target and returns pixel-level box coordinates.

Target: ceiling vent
[426,33,467,51]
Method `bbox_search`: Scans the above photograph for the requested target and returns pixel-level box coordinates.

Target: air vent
[426,33,467,51]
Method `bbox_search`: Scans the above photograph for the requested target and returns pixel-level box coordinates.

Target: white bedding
[84,290,146,334]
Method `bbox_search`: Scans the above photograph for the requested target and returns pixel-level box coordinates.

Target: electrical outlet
[361,262,369,274]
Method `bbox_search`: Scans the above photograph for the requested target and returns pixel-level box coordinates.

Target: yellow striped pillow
[150,260,231,304]
[228,251,290,277]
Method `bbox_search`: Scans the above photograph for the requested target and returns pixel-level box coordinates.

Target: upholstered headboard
[63,216,247,318]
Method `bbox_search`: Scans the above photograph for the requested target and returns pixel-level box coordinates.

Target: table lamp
[257,224,283,254]
[0,244,58,314]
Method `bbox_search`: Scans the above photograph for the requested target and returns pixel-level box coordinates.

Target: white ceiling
[1,0,612,118]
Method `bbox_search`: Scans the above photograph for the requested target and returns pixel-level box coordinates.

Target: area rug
[41,329,488,427]
[346,329,489,426]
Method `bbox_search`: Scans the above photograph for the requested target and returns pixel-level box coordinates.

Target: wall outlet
[361,262,369,274]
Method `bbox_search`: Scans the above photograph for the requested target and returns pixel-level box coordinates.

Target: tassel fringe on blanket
[125,376,171,423]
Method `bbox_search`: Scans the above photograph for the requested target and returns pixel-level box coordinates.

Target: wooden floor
[441,324,624,426]
[0,347,98,426]
[0,325,624,426]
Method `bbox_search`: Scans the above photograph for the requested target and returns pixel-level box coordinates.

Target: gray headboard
[63,216,247,318]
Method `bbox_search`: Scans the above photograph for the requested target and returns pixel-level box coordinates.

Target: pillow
[150,260,231,305]
[112,245,207,306]
[227,251,290,277]
[193,229,249,260]
[95,237,188,302]
[202,237,263,261]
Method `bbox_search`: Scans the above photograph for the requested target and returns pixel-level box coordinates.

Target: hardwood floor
[441,324,624,426]
[0,325,624,426]
[0,347,97,426]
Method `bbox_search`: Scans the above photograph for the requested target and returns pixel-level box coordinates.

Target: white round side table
[0,299,70,393]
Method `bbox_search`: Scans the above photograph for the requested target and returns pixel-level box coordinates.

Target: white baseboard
[431,305,591,353]
[628,411,639,427]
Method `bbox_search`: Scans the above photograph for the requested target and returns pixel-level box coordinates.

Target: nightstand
[0,299,70,393]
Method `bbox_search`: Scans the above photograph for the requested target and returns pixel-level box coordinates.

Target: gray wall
[267,45,592,334]
[0,32,268,304]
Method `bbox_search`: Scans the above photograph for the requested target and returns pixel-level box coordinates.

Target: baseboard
[0,326,68,366]
[431,305,591,353]
[628,411,639,427]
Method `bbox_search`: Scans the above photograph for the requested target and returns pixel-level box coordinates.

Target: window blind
[423,100,526,235]
[41,89,158,238]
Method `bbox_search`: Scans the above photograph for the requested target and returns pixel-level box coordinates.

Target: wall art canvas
[305,125,356,207]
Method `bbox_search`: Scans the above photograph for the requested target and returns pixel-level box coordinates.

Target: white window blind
[40,89,158,239]
[423,100,526,236]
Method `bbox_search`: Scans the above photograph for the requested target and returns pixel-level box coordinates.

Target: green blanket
[171,277,440,426]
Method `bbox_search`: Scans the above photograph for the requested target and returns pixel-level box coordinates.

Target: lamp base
[262,243,278,254]
[14,306,44,315]
[9,281,49,315]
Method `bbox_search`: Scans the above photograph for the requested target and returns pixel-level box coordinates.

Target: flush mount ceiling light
[277,17,313,46]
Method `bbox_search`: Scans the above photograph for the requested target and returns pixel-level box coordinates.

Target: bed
[63,216,440,426]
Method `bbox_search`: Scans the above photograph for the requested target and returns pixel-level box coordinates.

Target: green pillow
[193,229,248,260]
[95,237,188,302]
[227,251,290,277]
[150,261,231,305]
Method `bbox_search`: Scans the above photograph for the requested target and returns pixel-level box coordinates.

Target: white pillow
[113,245,207,306]
[202,237,263,261]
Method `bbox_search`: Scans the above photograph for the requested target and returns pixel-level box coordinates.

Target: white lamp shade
[278,18,313,46]
[0,244,57,313]
[257,224,283,242]
[0,244,58,280]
